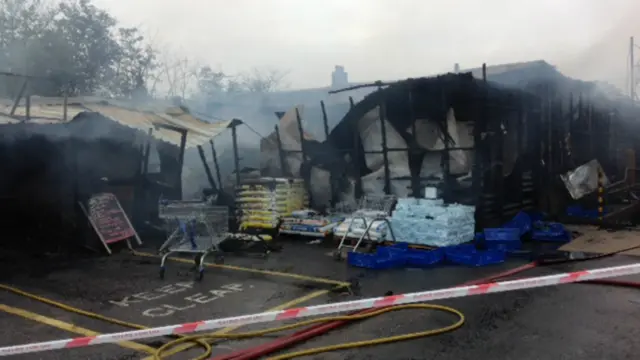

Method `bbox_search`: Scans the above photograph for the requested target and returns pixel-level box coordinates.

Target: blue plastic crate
[501,211,532,236]
[566,205,601,219]
[348,246,406,269]
[531,222,571,243]
[405,248,445,267]
[444,244,506,267]
[484,228,521,241]
[487,241,522,252]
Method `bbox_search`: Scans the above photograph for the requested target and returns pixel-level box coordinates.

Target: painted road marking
[133,251,350,287]
[0,304,156,354]
[109,283,244,317]
[139,288,333,360]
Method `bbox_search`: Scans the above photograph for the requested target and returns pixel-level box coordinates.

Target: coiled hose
[0,283,463,360]
[3,243,640,360]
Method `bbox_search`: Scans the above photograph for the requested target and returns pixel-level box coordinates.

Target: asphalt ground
[1,241,640,359]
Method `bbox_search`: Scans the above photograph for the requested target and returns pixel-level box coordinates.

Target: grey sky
[94,0,638,89]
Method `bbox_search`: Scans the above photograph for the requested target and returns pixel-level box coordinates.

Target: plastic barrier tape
[0,262,638,356]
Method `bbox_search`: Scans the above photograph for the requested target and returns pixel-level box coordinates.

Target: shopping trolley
[158,200,229,281]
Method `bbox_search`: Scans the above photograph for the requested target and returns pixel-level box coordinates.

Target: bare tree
[156,48,197,99]
[239,67,289,93]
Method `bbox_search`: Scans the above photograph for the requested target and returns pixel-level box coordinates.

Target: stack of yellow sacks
[236,177,309,230]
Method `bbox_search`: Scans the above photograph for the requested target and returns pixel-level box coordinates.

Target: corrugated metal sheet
[0,97,236,148]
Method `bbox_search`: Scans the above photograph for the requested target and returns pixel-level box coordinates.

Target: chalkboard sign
[82,193,141,253]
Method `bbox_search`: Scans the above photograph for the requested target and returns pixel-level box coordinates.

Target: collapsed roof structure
[261,61,640,227]
[0,96,243,254]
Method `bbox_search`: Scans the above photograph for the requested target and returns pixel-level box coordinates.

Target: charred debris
[1,61,640,259]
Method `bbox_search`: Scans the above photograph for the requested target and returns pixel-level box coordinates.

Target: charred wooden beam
[274,124,288,176]
[320,100,336,208]
[295,107,313,204]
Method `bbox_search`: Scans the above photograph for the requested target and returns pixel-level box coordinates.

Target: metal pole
[209,140,222,189]
[197,145,217,192]
[441,90,452,203]
[378,88,391,195]
[631,36,635,101]
[63,91,69,121]
[350,98,363,199]
[25,93,30,121]
[177,129,188,200]
[598,166,605,222]
[408,88,420,198]
[516,99,525,209]
[231,120,241,187]
[10,80,27,116]
[472,63,488,231]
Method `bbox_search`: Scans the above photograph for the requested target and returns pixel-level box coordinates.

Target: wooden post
[597,166,605,222]
[350,97,362,199]
[177,129,188,199]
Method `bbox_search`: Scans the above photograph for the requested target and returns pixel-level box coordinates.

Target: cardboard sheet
[559,225,640,257]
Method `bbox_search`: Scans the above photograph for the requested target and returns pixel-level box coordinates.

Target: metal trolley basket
[158,200,229,281]
[333,195,398,260]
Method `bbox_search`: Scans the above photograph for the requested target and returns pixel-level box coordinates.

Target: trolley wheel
[159,267,165,280]
[332,251,343,261]
[195,269,204,281]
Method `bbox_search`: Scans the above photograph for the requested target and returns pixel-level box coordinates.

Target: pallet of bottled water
[386,198,475,247]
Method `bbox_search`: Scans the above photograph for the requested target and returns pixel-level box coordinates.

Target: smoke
[556,1,640,90]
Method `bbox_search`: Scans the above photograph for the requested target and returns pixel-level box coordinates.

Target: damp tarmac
[0,241,639,359]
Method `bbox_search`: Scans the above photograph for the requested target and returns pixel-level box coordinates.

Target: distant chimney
[331,65,348,88]
[454,63,460,73]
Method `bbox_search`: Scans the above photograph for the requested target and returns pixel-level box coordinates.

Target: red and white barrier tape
[0,262,638,356]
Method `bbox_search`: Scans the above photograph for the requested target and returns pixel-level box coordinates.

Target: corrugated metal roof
[0,97,237,148]
[461,60,554,78]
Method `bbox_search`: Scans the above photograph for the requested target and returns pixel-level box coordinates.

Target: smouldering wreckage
[260,73,524,210]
